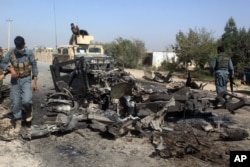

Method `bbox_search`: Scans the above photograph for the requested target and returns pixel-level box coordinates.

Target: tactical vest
[10,50,32,77]
[215,53,230,70]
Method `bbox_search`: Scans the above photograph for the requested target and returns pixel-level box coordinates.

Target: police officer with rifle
[210,46,234,107]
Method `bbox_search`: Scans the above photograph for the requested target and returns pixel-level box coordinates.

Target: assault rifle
[229,76,235,93]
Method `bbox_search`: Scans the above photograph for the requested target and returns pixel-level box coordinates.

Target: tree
[173,27,216,69]
[133,39,147,66]
[104,37,146,68]
[221,17,238,58]
[221,17,250,75]
[234,27,250,74]
[221,17,238,51]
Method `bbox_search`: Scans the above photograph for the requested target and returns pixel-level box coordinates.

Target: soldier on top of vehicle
[69,23,80,45]
[69,23,89,45]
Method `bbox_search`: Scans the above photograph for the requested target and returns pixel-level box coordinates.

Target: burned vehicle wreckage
[22,52,249,138]
[24,55,211,138]
[8,30,248,164]
[18,52,248,164]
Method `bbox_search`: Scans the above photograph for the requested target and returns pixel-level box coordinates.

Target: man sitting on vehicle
[69,23,80,44]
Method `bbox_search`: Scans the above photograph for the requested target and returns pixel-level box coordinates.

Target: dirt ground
[1,62,250,167]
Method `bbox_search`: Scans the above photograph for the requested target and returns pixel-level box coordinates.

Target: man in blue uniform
[0,36,38,132]
[210,46,234,107]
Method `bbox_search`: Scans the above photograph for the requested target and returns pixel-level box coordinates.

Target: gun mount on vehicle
[53,26,105,64]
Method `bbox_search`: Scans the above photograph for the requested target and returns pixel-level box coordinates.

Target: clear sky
[1,0,250,51]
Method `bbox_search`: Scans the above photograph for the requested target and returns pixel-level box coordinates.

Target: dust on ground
[1,62,250,167]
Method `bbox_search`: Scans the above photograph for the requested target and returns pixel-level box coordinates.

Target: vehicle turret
[53,25,106,64]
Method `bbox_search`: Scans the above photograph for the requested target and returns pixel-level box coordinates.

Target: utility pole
[53,1,58,49]
[6,18,13,51]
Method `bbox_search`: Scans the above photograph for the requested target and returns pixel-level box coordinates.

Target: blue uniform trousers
[10,76,33,120]
[214,70,229,95]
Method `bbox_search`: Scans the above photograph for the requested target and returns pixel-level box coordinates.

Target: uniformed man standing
[0,36,38,132]
[210,46,234,107]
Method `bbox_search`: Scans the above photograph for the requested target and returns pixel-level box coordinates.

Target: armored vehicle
[50,27,124,99]
[53,33,106,64]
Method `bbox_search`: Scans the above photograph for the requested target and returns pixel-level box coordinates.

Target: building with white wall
[144,51,177,68]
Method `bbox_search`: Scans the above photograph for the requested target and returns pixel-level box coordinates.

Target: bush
[158,61,177,71]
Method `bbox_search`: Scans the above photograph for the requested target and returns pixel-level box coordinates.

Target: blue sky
[1,0,250,51]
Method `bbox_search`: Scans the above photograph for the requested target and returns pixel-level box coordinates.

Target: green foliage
[102,16,250,78]
[221,17,238,51]
[221,17,250,76]
[173,27,216,70]
[158,60,178,71]
[103,37,146,68]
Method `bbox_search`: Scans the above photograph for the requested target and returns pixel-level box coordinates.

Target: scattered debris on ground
[1,60,250,167]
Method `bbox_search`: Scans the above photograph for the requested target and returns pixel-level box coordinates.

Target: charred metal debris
[17,56,249,163]
[34,56,212,137]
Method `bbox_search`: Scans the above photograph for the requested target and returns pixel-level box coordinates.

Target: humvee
[50,28,128,99]
[53,34,105,64]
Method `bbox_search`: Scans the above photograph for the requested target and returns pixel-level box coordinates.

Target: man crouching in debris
[210,45,234,108]
[0,36,38,134]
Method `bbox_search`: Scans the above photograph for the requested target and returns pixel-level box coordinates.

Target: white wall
[151,51,177,68]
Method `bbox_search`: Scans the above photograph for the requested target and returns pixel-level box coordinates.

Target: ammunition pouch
[13,62,32,78]
[10,49,32,78]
